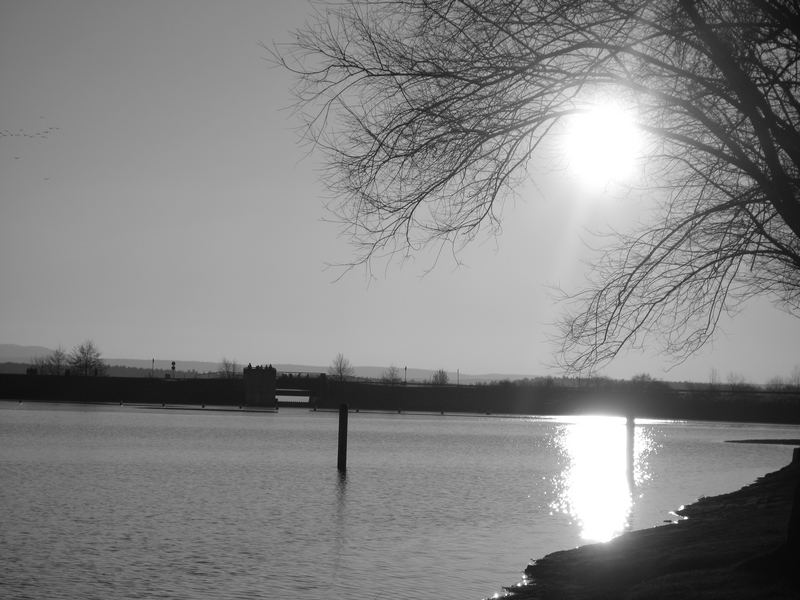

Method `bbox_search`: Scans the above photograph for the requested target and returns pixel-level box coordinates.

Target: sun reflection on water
[551,416,652,543]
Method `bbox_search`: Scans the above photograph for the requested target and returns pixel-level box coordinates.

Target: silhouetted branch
[276,0,800,372]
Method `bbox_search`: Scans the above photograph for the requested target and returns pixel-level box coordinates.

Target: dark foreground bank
[500,444,800,599]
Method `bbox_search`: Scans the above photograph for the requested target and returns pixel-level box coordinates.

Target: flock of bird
[1,125,60,140]
[3,124,60,179]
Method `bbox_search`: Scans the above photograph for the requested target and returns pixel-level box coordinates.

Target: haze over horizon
[3,0,800,385]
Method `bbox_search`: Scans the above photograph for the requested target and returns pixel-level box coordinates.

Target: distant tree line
[766,367,800,392]
[26,344,800,392]
[32,340,106,376]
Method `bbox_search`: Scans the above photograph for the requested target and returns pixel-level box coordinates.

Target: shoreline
[501,444,800,599]
[726,439,800,445]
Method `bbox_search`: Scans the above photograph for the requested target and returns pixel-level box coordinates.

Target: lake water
[1,402,798,600]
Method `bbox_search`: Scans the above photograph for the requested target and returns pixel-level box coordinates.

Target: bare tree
[276,0,800,373]
[430,369,449,385]
[69,340,106,376]
[382,364,403,384]
[789,365,800,389]
[278,1,800,561]
[726,371,749,390]
[328,353,355,382]
[33,346,68,375]
[767,365,800,390]
[219,358,241,379]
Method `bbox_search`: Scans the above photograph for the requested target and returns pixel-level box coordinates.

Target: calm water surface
[1,402,798,600]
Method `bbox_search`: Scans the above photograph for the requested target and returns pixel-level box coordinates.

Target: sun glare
[562,102,642,190]
[551,416,635,543]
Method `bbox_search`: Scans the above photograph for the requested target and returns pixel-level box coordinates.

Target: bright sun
[562,102,642,190]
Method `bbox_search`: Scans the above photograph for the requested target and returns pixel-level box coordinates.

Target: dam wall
[2,374,800,423]
[0,373,244,406]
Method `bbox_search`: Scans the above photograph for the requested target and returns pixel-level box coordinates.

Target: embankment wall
[0,373,244,406]
[3,374,800,423]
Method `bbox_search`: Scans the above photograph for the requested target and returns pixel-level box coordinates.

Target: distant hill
[0,346,223,375]
[0,344,537,383]
[0,344,55,362]
[269,364,535,384]
[103,358,221,374]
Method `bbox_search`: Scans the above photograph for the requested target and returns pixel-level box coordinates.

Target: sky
[2,0,800,384]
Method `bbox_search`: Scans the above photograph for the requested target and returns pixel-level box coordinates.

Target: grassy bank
[501,445,800,599]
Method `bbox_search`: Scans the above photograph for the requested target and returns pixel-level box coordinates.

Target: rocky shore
[501,444,800,599]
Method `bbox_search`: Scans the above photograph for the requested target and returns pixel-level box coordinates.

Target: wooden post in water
[337,403,348,472]
[625,412,635,491]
